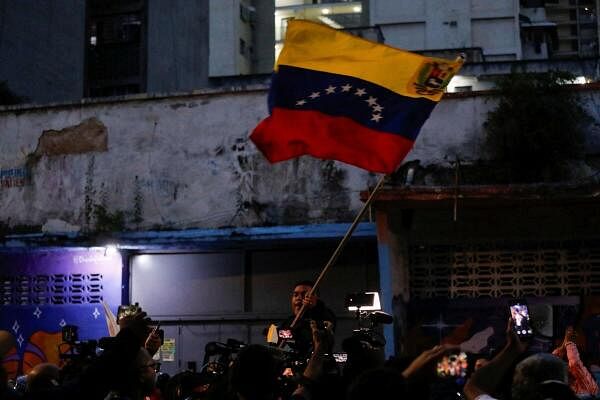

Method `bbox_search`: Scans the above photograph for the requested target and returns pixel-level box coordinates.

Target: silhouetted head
[229,345,282,400]
[26,363,60,393]
[512,353,570,400]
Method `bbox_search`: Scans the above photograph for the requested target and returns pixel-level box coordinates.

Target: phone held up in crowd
[509,300,533,338]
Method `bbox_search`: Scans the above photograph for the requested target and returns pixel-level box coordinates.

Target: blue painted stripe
[269,65,437,141]
[117,223,376,243]
[1,223,377,250]
[377,241,396,358]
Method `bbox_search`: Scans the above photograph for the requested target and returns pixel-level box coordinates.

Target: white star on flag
[33,307,42,319]
[365,96,378,106]
[295,84,384,123]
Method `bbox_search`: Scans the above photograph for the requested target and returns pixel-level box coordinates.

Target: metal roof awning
[361,183,600,209]
[0,223,377,251]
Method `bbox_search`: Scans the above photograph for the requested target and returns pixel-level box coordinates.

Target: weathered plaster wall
[0,89,377,232]
[409,88,600,165]
[1,87,599,232]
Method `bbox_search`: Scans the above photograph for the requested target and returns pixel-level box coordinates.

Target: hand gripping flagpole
[282,173,387,343]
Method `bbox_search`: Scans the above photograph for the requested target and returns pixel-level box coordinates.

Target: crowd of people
[1,281,600,400]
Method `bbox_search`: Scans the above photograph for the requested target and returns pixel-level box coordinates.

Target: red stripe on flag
[250,108,415,174]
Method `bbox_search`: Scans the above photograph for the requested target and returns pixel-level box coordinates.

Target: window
[454,86,472,93]
[240,3,255,23]
[571,25,578,35]
[534,32,543,53]
[85,0,146,97]
[240,38,246,55]
[569,10,577,21]
[572,39,579,51]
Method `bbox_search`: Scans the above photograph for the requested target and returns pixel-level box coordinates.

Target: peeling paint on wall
[0,91,390,230]
[33,117,108,157]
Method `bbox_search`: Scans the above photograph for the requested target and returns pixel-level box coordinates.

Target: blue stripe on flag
[269,65,437,141]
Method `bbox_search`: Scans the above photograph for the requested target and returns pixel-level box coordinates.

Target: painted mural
[406,296,600,362]
[0,249,122,378]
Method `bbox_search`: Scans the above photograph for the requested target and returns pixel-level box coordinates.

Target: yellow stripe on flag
[276,20,463,101]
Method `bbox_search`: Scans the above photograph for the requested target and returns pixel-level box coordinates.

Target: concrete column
[376,208,412,356]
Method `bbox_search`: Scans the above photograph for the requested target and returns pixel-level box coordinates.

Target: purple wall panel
[0,248,122,375]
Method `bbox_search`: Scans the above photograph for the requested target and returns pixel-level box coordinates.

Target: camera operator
[232,321,337,400]
[279,281,336,359]
[68,307,158,400]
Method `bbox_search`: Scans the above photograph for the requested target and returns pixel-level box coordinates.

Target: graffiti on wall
[405,297,600,360]
[0,166,30,188]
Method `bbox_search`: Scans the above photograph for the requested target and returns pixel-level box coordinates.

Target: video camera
[201,338,246,378]
[345,291,392,330]
[342,291,392,378]
[59,325,99,361]
[59,325,119,363]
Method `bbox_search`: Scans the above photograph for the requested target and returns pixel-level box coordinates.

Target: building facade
[3,0,600,105]
[2,0,600,377]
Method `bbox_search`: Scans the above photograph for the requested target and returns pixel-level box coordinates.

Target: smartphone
[278,329,293,340]
[117,303,139,322]
[509,301,533,337]
[436,352,468,378]
[333,352,348,364]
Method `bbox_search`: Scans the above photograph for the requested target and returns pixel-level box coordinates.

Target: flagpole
[286,173,387,334]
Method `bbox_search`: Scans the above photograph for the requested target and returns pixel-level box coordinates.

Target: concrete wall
[371,0,520,59]
[1,86,600,233]
[0,0,85,104]
[146,0,210,93]
[0,87,375,232]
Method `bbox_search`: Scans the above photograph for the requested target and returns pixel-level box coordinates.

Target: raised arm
[463,319,528,400]
[564,341,599,396]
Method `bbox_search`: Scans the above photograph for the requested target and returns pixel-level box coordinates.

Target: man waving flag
[250,20,464,174]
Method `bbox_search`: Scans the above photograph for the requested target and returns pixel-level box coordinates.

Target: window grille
[0,274,104,305]
[409,240,600,298]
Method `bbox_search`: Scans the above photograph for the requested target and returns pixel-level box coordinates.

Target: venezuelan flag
[250,20,464,174]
